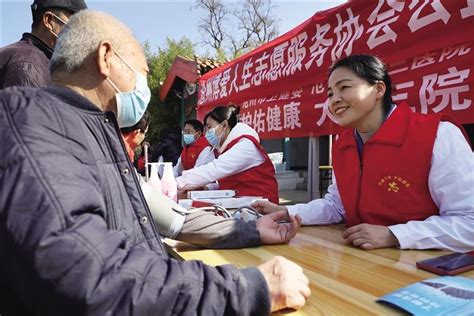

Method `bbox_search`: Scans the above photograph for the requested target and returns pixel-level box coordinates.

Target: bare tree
[233,0,278,52]
[196,0,279,59]
[196,0,228,52]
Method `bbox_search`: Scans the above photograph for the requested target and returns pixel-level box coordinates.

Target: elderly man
[0,10,310,315]
[0,0,87,88]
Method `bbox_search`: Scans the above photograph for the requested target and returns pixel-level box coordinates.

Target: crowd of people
[0,3,307,315]
[0,0,472,315]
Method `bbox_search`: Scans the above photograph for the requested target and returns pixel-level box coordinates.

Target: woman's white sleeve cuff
[287,205,299,217]
[388,224,412,249]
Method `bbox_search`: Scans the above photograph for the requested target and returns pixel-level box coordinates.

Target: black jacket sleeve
[2,61,49,88]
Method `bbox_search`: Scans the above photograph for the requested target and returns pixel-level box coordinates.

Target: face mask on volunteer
[107,52,151,128]
[205,123,224,148]
[183,133,196,145]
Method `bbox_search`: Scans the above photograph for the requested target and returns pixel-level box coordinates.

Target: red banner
[197,0,474,139]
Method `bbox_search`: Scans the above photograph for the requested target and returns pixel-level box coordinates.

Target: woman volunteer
[176,105,279,204]
[253,54,474,252]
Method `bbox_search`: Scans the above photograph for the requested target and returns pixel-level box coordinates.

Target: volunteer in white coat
[176,105,279,203]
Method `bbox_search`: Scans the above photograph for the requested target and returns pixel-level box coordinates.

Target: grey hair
[50,10,137,75]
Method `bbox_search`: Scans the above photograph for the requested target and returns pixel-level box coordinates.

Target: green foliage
[143,37,195,144]
[145,37,195,91]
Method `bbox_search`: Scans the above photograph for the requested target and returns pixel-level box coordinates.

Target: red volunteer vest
[181,136,212,170]
[218,135,279,204]
[333,102,465,227]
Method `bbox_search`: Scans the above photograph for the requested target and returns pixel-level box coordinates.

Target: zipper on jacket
[109,113,168,257]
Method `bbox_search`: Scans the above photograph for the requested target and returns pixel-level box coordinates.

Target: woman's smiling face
[327,66,386,132]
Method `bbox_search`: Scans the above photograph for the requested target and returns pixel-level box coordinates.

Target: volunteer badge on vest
[191,153,196,159]
[378,175,411,193]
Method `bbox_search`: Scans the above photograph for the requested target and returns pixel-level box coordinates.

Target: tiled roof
[179,55,225,76]
[193,55,225,76]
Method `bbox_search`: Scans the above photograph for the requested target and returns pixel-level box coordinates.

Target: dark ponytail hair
[204,104,240,129]
[329,54,393,114]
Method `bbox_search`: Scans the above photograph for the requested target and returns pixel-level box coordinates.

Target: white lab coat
[176,123,265,190]
[173,145,216,177]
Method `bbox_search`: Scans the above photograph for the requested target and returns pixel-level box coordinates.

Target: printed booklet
[378,276,474,315]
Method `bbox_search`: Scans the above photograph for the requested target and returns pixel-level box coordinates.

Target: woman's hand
[177,190,188,200]
[252,200,289,218]
[342,223,400,249]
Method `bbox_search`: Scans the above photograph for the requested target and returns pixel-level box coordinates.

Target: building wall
[262,136,330,171]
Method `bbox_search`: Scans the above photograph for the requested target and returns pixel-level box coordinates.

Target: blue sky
[1,0,346,55]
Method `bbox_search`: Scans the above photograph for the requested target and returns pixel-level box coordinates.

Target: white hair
[50,10,137,75]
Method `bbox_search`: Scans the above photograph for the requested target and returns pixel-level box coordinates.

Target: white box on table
[187,190,236,199]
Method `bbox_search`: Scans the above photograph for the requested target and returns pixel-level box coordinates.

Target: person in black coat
[0,0,87,89]
[150,127,183,165]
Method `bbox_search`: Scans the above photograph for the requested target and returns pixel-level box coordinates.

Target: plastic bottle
[147,163,162,194]
[160,162,178,202]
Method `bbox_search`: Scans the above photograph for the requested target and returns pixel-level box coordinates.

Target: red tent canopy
[197,0,474,139]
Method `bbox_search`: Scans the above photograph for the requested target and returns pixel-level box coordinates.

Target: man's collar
[21,33,54,59]
[44,85,103,112]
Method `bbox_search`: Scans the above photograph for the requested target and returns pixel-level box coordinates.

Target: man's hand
[258,256,311,312]
[342,223,400,249]
[252,200,288,216]
[256,211,302,244]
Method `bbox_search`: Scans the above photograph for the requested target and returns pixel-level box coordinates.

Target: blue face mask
[107,53,151,128]
[183,134,196,145]
[205,124,222,148]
